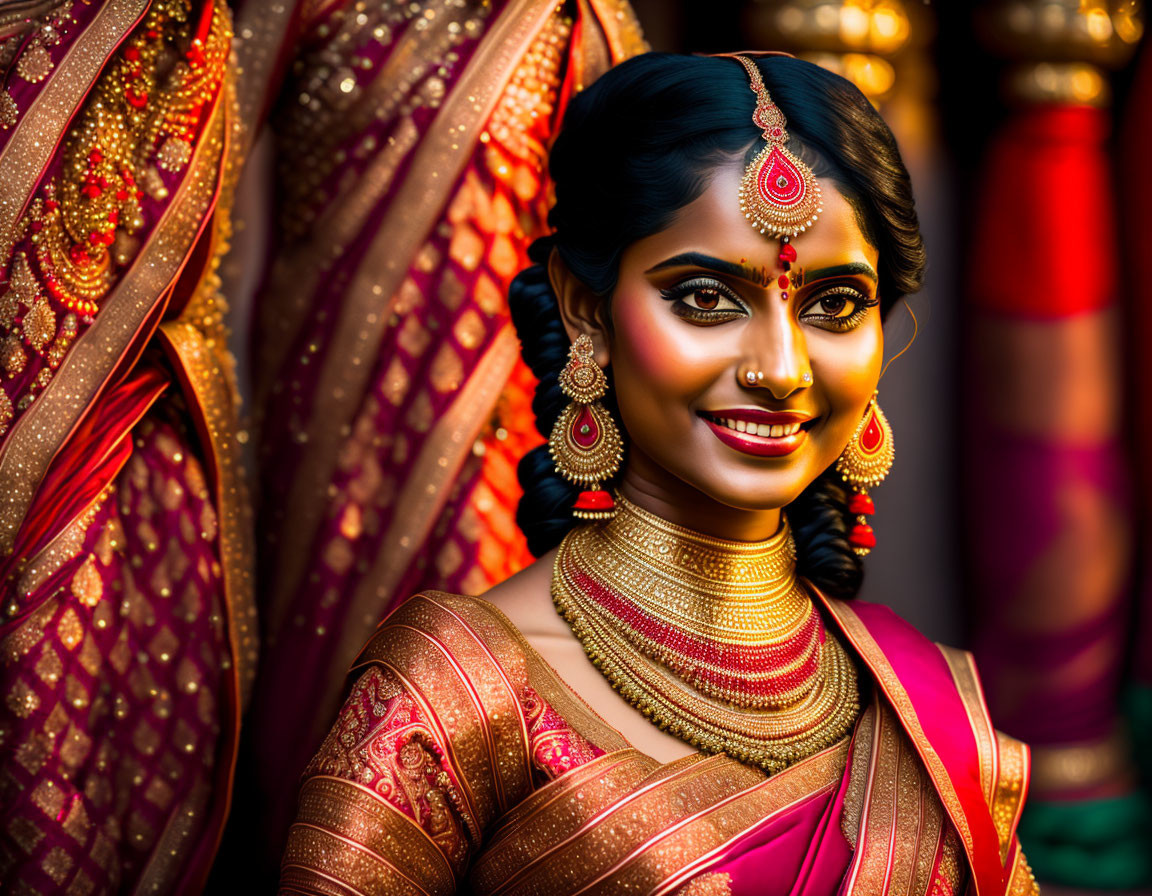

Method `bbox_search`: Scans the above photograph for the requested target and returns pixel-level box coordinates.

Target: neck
[617,453,784,542]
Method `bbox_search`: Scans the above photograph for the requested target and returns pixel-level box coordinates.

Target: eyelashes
[658,277,878,331]
[658,279,748,323]
[799,286,879,331]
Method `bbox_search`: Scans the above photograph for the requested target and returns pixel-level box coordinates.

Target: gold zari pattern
[553,496,859,773]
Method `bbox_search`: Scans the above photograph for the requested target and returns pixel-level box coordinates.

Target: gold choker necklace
[552,494,859,773]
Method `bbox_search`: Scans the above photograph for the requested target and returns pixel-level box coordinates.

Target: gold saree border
[434,594,631,756]
[472,750,666,888]
[353,594,535,823]
[992,732,1030,866]
[634,744,849,896]
[817,596,982,891]
[471,743,847,896]
[840,697,945,896]
[284,774,456,895]
[485,749,657,849]
[157,322,256,703]
[0,0,149,263]
[939,646,998,807]
[475,753,761,896]
[1006,847,1039,896]
[584,0,648,62]
[282,823,432,896]
[267,0,558,636]
[0,98,226,555]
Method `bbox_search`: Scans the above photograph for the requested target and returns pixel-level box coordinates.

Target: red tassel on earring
[574,490,615,516]
[847,490,876,552]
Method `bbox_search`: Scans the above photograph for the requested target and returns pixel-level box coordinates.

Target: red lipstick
[699,409,813,458]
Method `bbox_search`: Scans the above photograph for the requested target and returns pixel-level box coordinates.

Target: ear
[548,247,611,368]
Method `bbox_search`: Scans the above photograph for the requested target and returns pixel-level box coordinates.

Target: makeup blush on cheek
[610,288,704,384]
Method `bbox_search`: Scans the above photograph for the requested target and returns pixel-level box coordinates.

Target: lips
[699,409,814,458]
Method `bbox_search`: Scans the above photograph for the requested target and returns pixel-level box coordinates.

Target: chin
[684,470,814,515]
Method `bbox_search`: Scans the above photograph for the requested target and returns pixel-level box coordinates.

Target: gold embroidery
[356,592,534,820]
[0,101,226,554]
[674,873,732,896]
[70,555,103,607]
[993,731,1029,862]
[286,775,457,896]
[842,699,949,896]
[158,321,257,702]
[28,0,229,317]
[820,597,978,869]
[1006,848,1039,896]
[841,703,876,847]
[0,0,149,265]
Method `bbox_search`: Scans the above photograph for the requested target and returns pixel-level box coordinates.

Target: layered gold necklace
[552,494,859,773]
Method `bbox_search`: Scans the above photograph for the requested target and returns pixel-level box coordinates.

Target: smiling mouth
[699,412,816,457]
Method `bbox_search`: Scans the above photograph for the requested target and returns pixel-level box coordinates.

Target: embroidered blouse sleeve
[279,664,474,895]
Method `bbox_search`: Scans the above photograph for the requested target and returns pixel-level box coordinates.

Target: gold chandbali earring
[835,393,894,556]
[549,334,623,519]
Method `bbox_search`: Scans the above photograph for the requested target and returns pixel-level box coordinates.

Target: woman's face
[563,163,883,539]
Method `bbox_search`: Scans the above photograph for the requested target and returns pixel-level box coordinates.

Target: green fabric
[1019,794,1152,889]
[1123,683,1152,785]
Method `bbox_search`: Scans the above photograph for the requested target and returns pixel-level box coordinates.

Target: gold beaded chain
[552,494,860,773]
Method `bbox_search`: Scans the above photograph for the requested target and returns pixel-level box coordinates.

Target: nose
[738,310,811,399]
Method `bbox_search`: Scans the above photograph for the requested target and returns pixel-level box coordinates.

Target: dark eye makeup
[658,278,748,323]
[658,276,878,331]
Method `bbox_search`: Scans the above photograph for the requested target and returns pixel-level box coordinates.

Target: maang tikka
[550,334,623,519]
[734,55,822,241]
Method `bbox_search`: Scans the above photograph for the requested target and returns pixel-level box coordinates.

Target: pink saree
[280,593,1037,895]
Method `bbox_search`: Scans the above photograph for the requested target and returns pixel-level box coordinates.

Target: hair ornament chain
[733,55,822,240]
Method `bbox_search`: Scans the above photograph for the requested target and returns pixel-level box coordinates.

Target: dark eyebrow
[803,263,877,283]
[644,252,771,287]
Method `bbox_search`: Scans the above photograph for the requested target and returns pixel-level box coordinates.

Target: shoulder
[357,590,534,691]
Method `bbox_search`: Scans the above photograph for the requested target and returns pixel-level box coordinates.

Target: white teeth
[714,416,806,436]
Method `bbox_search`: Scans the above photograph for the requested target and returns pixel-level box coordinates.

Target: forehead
[622,163,878,273]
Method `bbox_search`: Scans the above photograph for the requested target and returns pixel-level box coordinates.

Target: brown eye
[818,295,850,316]
[692,289,721,311]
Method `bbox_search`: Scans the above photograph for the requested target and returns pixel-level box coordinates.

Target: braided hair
[510,53,925,599]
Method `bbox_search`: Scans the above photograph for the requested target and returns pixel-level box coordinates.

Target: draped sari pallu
[239,0,647,859]
[0,1,254,891]
[280,594,1037,896]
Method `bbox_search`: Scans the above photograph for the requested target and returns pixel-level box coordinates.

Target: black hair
[509,53,925,599]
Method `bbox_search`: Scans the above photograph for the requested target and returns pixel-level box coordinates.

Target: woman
[279,53,1036,895]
